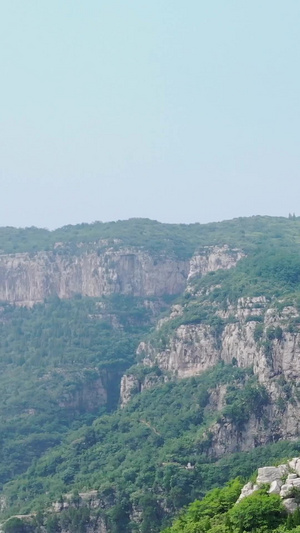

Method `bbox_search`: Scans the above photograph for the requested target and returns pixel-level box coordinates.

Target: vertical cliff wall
[0,244,242,306]
[0,249,189,305]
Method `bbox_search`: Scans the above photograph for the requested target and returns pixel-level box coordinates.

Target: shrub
[228,490,286,531]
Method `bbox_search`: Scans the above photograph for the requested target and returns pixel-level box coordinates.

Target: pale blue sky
[1,1,299,228]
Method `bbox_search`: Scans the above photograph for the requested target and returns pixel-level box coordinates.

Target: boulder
[237,482,259,502]
[287,473,298,480]
[289,458,300,476]
[257,467,282,485]
[269,480,282,495]
[283,498,298,513]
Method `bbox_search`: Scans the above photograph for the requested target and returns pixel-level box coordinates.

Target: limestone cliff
[0,244,242,306]
[187,245,244,282]
[121,295,300,449]
[0,248,189,305]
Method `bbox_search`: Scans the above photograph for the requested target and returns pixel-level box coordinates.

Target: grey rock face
[238,458,300,513]
[283,498,298,513]
[237,482,259,502]
[0,249,189,305]
[289,458,300,475]
[269,480,282,495]
[187,245,244,281]
[257,466,287,485]
[122,296,300,449]
[120,375,140,407]
[0,244,243,307]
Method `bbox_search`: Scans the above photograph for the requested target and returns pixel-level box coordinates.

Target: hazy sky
[1,1,299,229]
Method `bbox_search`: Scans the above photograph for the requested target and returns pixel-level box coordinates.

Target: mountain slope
[2,216,300,532]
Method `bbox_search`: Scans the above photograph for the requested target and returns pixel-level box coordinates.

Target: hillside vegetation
[0,294,170,486]
[4,366,300,532]
[1,215,300,257]
[163,478,300,533]
[2,216,300,532]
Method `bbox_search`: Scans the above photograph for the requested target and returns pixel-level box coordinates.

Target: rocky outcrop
[0,245,243,306]
[238,458,300,513]
[138,324,220,379]
[120,372,167,407]
[131,297,269,383]
[0,492,109,533]
[120,374,140,406]
[187,245,244,281]
[131,298,300,386]
[121,297,300,446]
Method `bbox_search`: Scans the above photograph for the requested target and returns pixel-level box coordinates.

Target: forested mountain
[2,216,300,532]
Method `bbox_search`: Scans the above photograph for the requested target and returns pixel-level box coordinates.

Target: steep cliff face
[128,297,300,385]
[0,249,189,305]
[121,295,300,449]
[0,244,242,306]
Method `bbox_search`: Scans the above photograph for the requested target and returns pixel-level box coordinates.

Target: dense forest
[2,216,300,532]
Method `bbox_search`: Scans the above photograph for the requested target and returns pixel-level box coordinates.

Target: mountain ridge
[1,216,300,532]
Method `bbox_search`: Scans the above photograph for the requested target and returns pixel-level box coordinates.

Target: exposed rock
[269,480,282,494]
[238,458,300,513]
[0,245,243,307]
[58,377,108,412]
[187,245,244,281]
[280,478,300,498]
[120,374,140,407]
[206,416,270,457]
[0,497,6,513]
[288,473,298,480]
[120,372,167,407]
[0,248,189,306]
[283,498,298,513]
[289,458,300,475]
[237,482,259,502]
[142,324,220,379]
[123,296,300,449]
[257,466,287,485]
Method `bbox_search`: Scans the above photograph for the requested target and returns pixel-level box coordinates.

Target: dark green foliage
[266,326,284,341]
[245,314,263,322]
[0,367,258,522]
[1,366,299,532]
[163,482,292,533]
[162,480,287,533]
[223,378,269,428]
[190,247,300,308]
[228,489,286,531]
[3,517,28,532]
[1,216,300,259]
[59,507,90,533]
[45,515,60,533]
[0,295,162,485]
